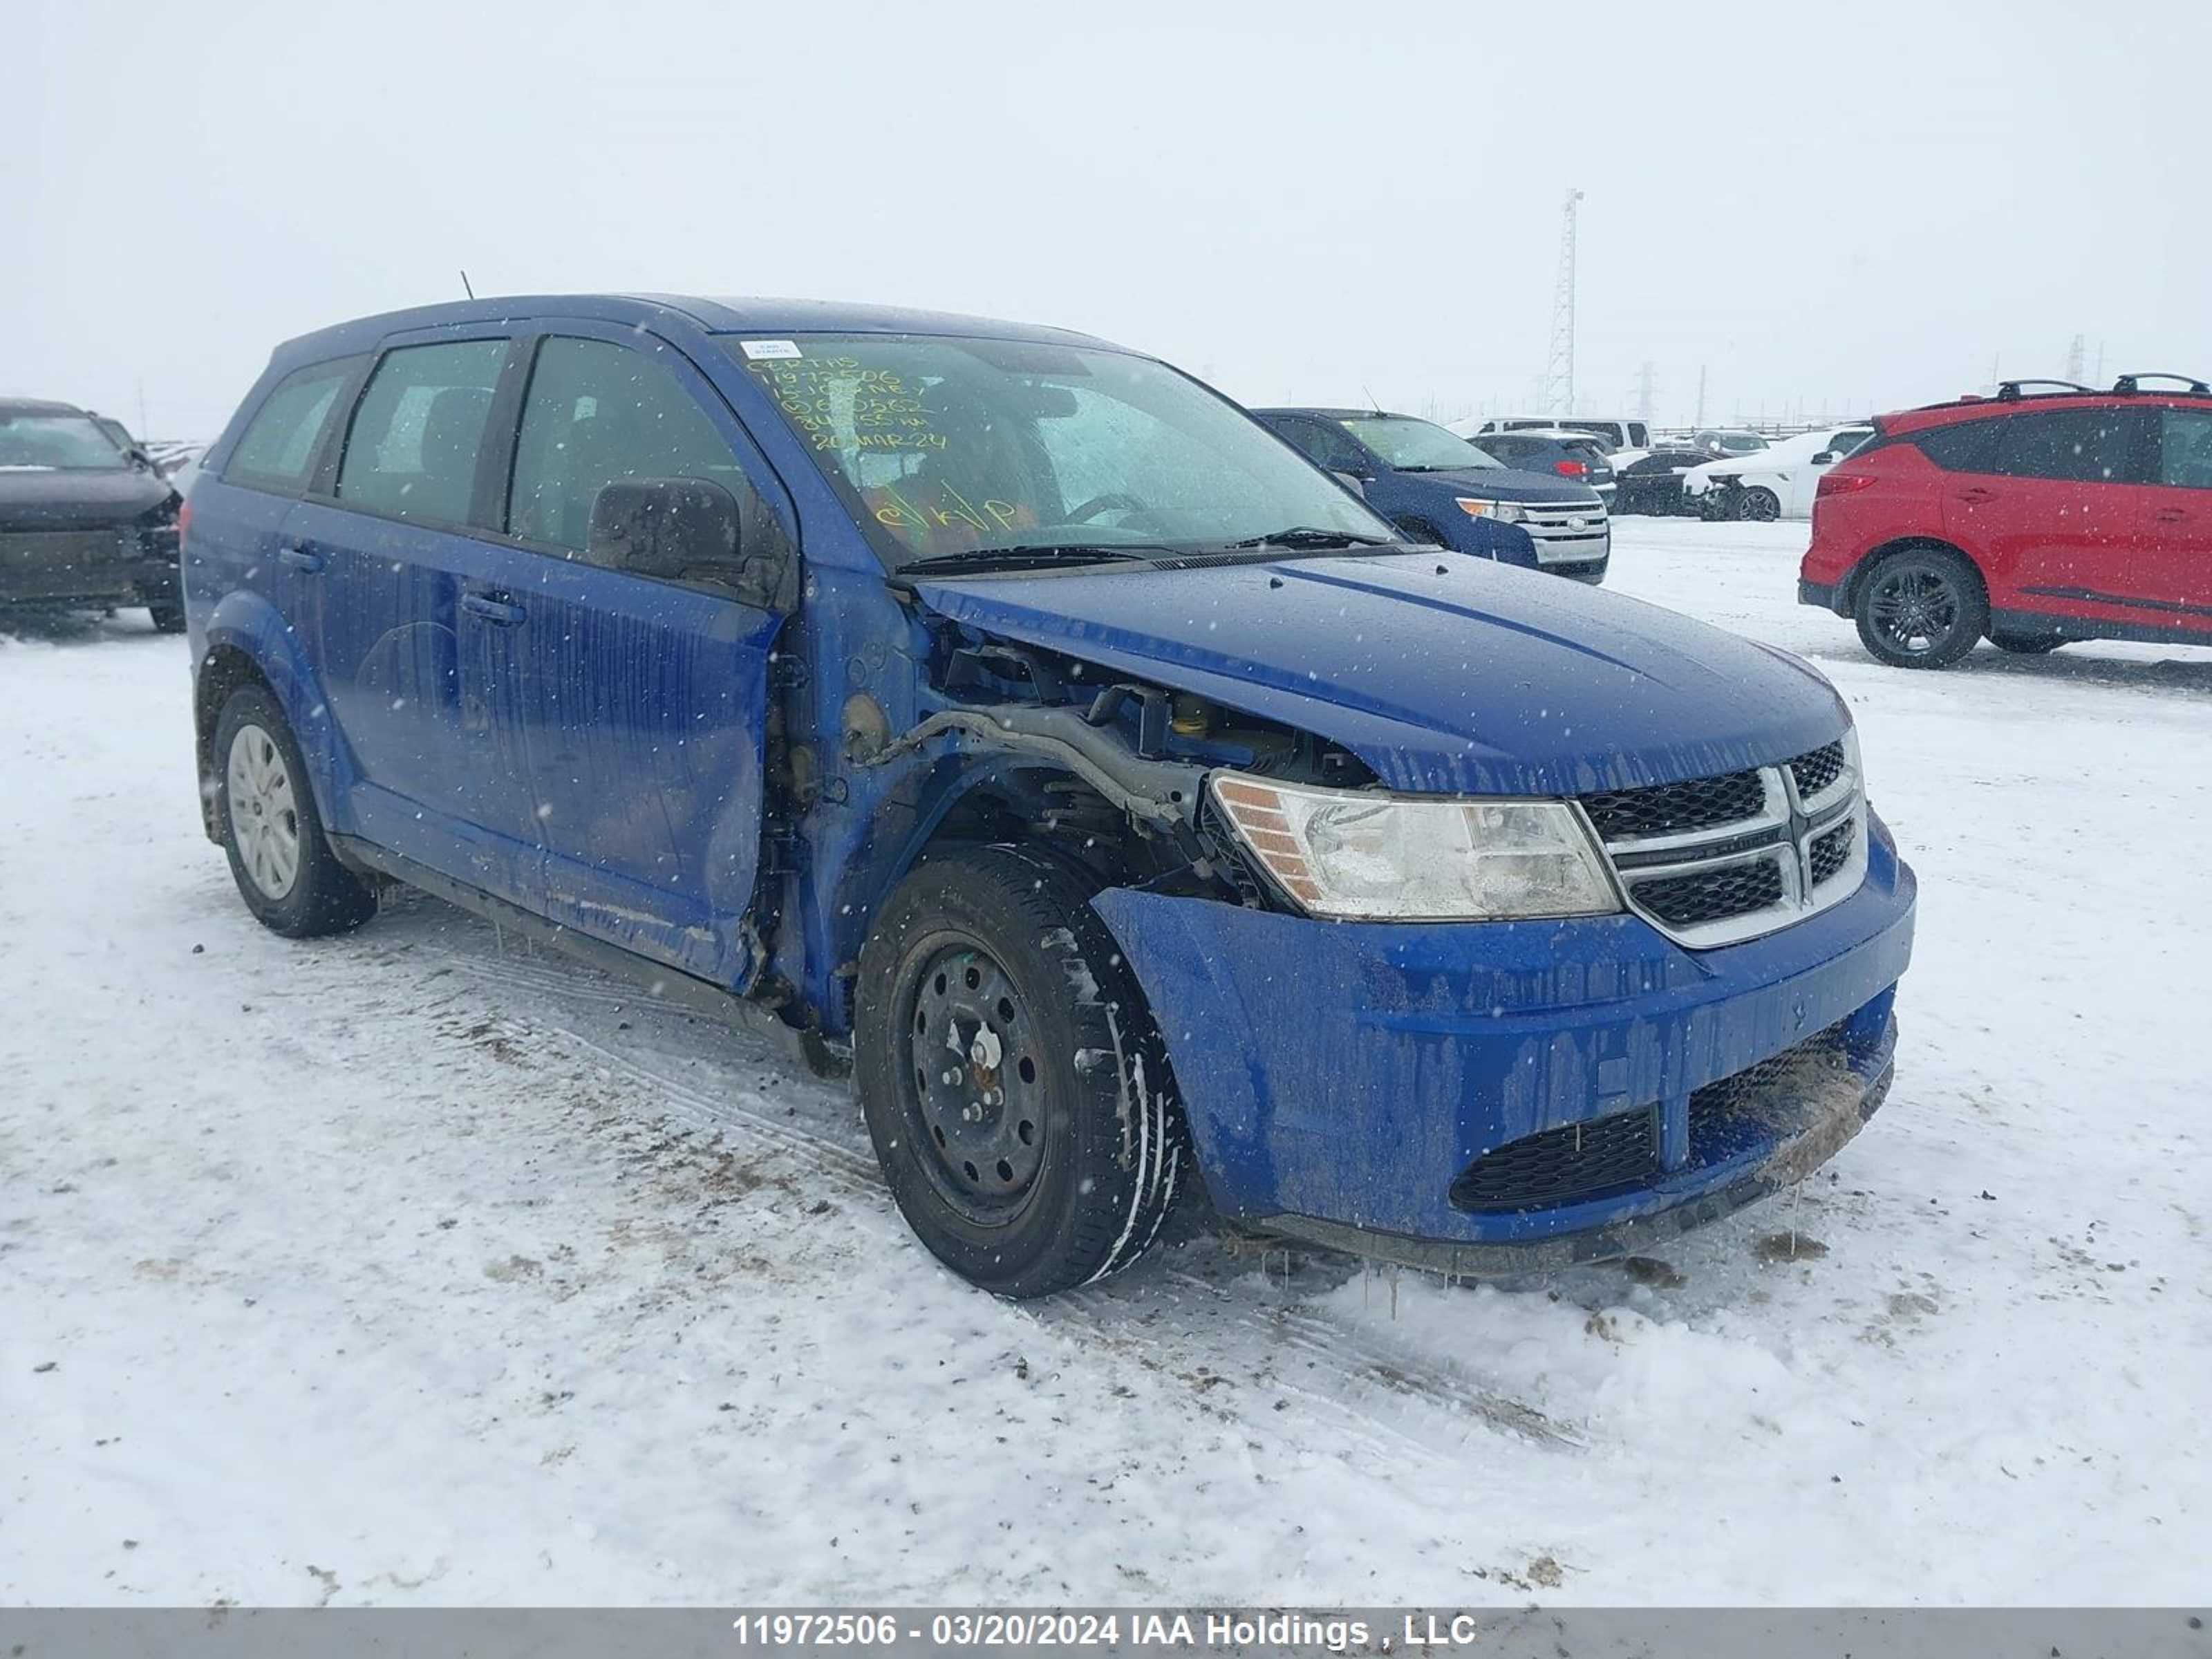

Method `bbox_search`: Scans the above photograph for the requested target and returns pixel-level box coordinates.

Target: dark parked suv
[1801,376,2212,666]
[1,398,184,630]
[183,294,1913,1297]
[1251,408,1609,581]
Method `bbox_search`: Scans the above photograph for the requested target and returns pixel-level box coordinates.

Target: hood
[912,552,1848,796]
[0,467,175,531]
[1393,465,1602,506]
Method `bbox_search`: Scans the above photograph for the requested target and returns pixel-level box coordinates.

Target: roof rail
[2112,372,2212,395]
[1994,379,2093,401]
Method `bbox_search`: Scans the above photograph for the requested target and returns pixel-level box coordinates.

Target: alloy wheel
[1866,564,1965,658]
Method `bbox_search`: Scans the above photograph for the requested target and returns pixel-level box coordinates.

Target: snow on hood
[910,552,1849,797]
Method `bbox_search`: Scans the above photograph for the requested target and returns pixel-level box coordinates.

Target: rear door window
[2157,409,2212,489]
[1913,419,2000,473]
[506,337,753,558]
[335,340,510,525]
[1985,408,2151,484]
[224,359,361,492]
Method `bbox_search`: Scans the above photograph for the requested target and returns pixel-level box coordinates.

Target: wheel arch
[821,754,1151,1035]
[1839,534,1987,614]
[194,592,346,841]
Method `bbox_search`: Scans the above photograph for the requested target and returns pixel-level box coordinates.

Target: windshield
[0,412,131,470]
[724,335,1393,568]
[1335,415,1499,471]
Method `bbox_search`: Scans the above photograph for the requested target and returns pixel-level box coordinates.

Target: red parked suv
[1799,375,2212,667]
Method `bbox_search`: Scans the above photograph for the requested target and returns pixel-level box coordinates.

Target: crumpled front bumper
[1089,814,1915,1270]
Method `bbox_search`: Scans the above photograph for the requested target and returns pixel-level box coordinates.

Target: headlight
[1210,774,1621,922]
[1455,497,1526,523]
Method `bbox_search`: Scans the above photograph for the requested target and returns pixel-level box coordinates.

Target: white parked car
[1681,424,1875,521]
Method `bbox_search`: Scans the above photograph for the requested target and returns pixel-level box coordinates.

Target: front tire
[1853,547,1987,668]
[854,844,1188,1299]
[147,601,185,633]
[212,685,377,937]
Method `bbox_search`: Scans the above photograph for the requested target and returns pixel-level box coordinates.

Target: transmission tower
[1634,360,1656,427]
[2065,334,2086,383]
[1541,188,1584,418]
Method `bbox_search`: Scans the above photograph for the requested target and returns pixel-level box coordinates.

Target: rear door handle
[277,545,326,574]
[460,590,526,626]
[1956,487,1997,505]
[2155,507,2187,523]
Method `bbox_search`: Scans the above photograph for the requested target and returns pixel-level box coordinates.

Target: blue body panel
[1091,819,1914,1245]
[284,496,548,903]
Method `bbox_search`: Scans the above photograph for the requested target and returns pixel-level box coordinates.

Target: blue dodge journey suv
[183,295,1915,1297]
[1252,407,1611,582]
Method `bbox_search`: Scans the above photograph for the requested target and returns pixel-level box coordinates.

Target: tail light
[177,499,192,549]
[1816,471,1877,498]
[1554,460,1587,478]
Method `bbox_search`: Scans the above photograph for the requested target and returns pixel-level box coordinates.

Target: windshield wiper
[895,543,1163,578]
[1226,526,1395,550]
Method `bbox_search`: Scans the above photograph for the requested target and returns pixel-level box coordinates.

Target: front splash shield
[1087,824,1915,1257]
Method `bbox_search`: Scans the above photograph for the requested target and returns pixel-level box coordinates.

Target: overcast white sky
[11,0,2206,439]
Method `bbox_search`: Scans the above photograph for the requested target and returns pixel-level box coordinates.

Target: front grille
[1581,769,1766,841]
[1808,818,1855,885]
[1790,741,1846,800]
[1450,1107,1659,1212]
[1580,740,1867,948]
[1633,856,1786,928]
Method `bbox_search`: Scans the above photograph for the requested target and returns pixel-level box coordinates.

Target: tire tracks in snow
[414,921,1584,1456]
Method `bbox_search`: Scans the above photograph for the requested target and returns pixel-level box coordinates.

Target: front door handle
[1956,487,1997,505]
[277,545,326,574]
[2155,507,2187,523]
[460,591,526,626]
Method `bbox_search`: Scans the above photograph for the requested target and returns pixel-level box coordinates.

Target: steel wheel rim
[899,937,1047,1223]
[1868,565,1962,655]
[227,722,301,899]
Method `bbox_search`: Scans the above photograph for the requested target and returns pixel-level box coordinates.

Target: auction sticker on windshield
[738,338,803,359]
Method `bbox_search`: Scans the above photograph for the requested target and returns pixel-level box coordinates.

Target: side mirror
[1331,469,1367,496]
[1811,450,1839,466]
[587,477,798,614]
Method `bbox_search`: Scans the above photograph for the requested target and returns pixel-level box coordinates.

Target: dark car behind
[1612,446,1715,516]
[1,398,185,630]
[1468,429,1618,503]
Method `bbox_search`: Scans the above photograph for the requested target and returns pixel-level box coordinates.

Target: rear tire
[1736,487,1781,522]
[212,685,377,937]
[1853,546,1987,669]
[147,601,185,634]
[1991,631,2064,655]
[854,843,1188,1299]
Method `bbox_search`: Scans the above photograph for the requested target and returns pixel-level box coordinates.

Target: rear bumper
[1090,816,1915,1265]
[1798,578,1844,615]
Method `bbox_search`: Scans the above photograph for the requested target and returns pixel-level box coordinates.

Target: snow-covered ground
[3,519,2207,1606]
